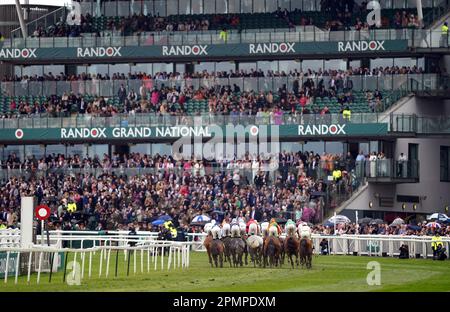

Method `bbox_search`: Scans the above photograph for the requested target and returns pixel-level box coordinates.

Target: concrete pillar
[20,196,35,248]
[14,0,28,38]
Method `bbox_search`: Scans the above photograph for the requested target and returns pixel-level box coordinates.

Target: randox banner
[0,123,388,143]
[0,40,408,61]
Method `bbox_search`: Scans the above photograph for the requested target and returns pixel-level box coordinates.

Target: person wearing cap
[431,231,444,260]
[269,218,282,236]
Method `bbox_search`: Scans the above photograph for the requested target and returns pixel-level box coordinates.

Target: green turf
[1,252,450,292]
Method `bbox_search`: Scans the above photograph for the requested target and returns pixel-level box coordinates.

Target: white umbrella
[426,222,442,228]
[328,215,351,224]
[191,215,211,224]
[427,213,449,222]
[390,217,405,226]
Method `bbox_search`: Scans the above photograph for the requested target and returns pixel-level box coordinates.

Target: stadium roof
[0,0,66,6]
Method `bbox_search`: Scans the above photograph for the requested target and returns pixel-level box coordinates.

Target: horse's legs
[219,253,223,268]
[214,255,218,268]
[289,254,294,269]
[244,248,248,266]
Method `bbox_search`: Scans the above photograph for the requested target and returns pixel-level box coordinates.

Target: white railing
[2,230,448,259]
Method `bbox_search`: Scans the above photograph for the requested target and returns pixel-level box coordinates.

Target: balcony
[356,160,420,184]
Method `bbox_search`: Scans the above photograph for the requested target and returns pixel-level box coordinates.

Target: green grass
[2,252,450,292]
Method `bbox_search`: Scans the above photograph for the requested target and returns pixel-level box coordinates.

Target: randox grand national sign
[0,123,388,143]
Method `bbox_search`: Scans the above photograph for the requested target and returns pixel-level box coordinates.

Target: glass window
[46,144,66,157]
[242,0,252,13]
[194,62,216,73]
[239,62,257,72]
[143,0,155,16]
[228,0,239,13]
[279,60,299,74]
[87,145,108,159]
[191,0,202,14]
[370,58,393,70]
[117,1,131,16]
[2,146,24,162]
[87,64,109,75]
[205,0,215,13]
[175,63,186,74]
[324,59,346,71]
[152,144,172,156]
[178,0,192,14]
[359,143,370,156]
[281,142,303,153]
[257,61,278,72]
[109,64,131,76]
[325,142,344,154]
[154,0,167,16]
[130,144,152,154]
[103,0,117,16]
[25,145,45,161]
[43,65,65,75]
[253,0,265,12]
[19,66,43,77]
[216,0,227,13]
[131,0,143,15]
[266,0,277,12]
[301,60,323,72]
[215,61,235,73]
[279,0,291,10]
[393,58,416,68]
[303,142,325,155]
[67,145,86,157]
[167,0,178,15]
[131,63,153,75]
[153,63,173,74]
[441,146,450,182]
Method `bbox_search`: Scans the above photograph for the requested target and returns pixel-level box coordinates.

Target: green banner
[0,40,408,61]
[2,123,388,143]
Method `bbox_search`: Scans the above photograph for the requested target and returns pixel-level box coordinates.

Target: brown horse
[284,236,300,268]
[299,237,313,269]
[203,234,213,266]
[263,228,282,268]
[210,239,225,268]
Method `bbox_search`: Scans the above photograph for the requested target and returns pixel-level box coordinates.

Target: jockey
[298,221,312,240]
[269,218,282,237]
[246,219,257,233]
[285,219,296,234]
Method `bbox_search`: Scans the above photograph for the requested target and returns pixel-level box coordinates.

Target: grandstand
[0,0,450,234]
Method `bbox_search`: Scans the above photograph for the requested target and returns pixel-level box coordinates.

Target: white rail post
[99,249,103,277]
[14,252,20,284]
[105,249,111,278]
[27,251,33,284]
[88,251,93,279]
[167,246,172,270]
[81,252,85,279]
[154,245,158,270]
[4,251,10,283]
[133,249,137,274]
[73,252,77,280]
[161,246,164,270]
[140,249,144,273]
[37,251,43,284]
[147,247,150,273]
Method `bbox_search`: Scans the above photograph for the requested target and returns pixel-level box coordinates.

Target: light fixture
[402,203,406,210]
[413,204,417,210]
[369,201,373,208]
[446,206,449,213]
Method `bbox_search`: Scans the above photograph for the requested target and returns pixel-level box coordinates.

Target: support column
[14,0,28,38]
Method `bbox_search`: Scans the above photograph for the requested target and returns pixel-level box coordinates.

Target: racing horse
[246,221,264,267]
[239,222,249,265]
[284,222,300,268]
[263,226,282,268]
[203,222,214,266]
[209,225,225,268]
[299,237,313,269]
[229,224,246,267]
[221,223,233,267]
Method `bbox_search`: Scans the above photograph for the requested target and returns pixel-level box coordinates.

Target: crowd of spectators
[32,13,211,38]
[1,66,428,83]
[313,221,450,236]
[0,150,359,231]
